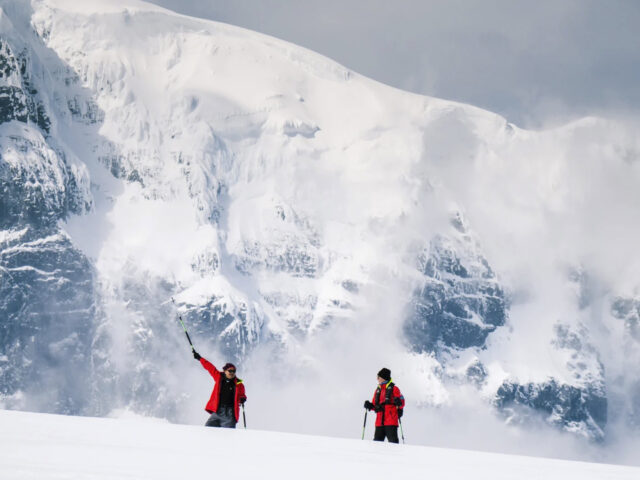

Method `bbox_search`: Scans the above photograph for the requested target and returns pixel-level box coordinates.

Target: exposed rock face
[496,380,607,440]
[0,129,88,228]
[0,39,50,133]
[403,216,612,441]
[0,227,94,413]
[405,215,508,354]
[1,30,94,413]
[495,323,607,440]
[176,295,265,362]
[612,296,640,342]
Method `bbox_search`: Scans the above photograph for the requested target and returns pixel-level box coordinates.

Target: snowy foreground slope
[1,410,639,480]
[2,0,640,456]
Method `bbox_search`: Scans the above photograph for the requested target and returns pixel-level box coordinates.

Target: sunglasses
[226,369,236,374]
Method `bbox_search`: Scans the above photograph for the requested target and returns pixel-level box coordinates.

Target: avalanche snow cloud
[1,0,640,462]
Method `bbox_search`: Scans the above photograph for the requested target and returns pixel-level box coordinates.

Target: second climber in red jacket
[364,367,405,443]
[193,350,247,428]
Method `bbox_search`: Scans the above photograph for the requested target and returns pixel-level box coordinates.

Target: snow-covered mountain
[1,0,640,454]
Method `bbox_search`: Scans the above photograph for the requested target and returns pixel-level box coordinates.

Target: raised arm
[199,357,221,382]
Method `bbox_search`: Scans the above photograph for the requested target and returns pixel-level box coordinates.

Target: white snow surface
[1,409,639,480]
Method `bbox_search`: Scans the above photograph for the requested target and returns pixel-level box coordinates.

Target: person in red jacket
[363,368,404,443]
[193,350,247,428]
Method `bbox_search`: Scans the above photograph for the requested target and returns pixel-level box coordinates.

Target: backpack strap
[375,382,395,407]
[374,385,382,407]
[385,382,395,404]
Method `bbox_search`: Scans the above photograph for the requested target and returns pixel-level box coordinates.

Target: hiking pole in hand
[242,403,247,429]
[171,297,195,352]
[361,409,368,440]
[398,412,405,444]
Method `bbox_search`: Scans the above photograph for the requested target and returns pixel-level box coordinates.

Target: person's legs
[219,407,237,428]
[205,412,222,427]
[373,426,386,441]
[385,426,399,444]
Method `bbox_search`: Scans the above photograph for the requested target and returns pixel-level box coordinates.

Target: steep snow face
[1,0,640,447]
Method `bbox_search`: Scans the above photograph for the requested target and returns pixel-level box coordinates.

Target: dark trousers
[205,406,236,428]
[374,425,399,443]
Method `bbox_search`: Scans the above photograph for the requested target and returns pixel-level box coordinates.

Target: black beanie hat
[377,368,391,381]
[222,363,236,371]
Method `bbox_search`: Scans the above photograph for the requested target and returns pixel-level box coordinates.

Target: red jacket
[200,358,247,422]
[371,381,404,427]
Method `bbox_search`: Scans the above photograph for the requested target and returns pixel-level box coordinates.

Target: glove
[364,400,374,410]
[240,397,246,404]
[193,350,201,361]
[398,409,403,418]
[393,397,402,407]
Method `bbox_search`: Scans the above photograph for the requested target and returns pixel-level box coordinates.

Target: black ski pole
[361,409,368,440]
[242,404,247,429]
[171,297,195,352]
[398,413,405,444]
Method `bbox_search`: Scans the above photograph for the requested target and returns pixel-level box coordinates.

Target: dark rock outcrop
[496,379,607,441]
[0,31,95,414]
[405,215,507,353]
[495,323,607,440]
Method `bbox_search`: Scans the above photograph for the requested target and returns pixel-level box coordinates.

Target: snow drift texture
[2,409,640,480]
[1,0,640,450]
